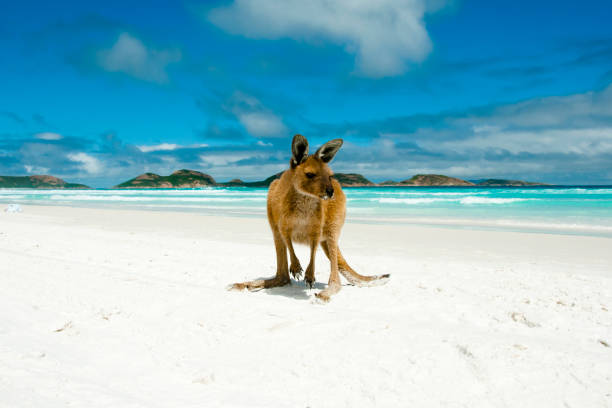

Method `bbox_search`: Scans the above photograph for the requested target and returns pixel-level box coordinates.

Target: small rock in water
[5,204,22,213]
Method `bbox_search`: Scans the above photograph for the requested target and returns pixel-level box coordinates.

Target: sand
[1,205,611,407]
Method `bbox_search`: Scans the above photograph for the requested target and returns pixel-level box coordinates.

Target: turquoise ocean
[1,186,611,237]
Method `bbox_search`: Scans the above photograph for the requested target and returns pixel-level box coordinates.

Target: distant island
[471,179,549,186]
[333,173,376,187]
[380,174,474,186]
[114,170,378,188]
[0,175,89,189]
[115,169,216,188]
[113,171,549,188]
[219,173,283,188]
[1,170,549,189]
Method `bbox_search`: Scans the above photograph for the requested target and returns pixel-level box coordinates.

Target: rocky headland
[114,169,216,188]
[0,175,89,189]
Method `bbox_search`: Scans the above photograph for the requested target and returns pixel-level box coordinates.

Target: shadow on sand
[250,278,327,300]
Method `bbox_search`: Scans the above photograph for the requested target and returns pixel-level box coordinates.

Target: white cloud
[422,128,612,156]
[472,125,501,134]
[199,152,252,166]
[137,143,208,153]
[24,165,50,174]
[416,84,612,157]
[208,0,444,77]
[224,91,286,137]
[238,112,285,137]
[34,132,63,140]
[67,152,103,174]
[347,84,612,182]
[96,33,181,83]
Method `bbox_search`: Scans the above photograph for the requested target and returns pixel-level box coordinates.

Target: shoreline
[2,200,611,238]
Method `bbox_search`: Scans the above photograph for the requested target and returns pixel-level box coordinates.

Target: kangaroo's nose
[326,186,334,198]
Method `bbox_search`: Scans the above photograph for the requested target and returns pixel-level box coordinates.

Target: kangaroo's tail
[321,241,390,287]
[337,249,390,287]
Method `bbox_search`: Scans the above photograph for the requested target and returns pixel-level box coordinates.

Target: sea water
[1,186,611,237]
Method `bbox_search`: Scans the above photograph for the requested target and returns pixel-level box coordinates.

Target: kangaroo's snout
[325,185,334,199]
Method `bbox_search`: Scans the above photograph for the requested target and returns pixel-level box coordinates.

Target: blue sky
[1,0,611,187]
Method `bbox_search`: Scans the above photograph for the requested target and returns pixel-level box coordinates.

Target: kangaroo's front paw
[304,275,315,289]
[290,263,303,280]
[304,265,315,288]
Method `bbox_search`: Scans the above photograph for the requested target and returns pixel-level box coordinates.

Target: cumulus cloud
[208,0,442,77]
[309,83,612,183]
[96,33,181,83]
[422,127,612,156]
[67,152,103,174]
[459,84,612,131]
[223,91,287,137]
[238,112,286,137]
[34,132,63,140]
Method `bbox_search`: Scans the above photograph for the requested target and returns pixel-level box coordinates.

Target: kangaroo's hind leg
[229,230,291,291]
[315,239,342,302]
[320,241,390,287]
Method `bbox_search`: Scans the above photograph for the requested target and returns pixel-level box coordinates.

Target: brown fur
[229,134,389,302]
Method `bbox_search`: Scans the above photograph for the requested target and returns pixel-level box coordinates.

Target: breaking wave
[373,197,528,205]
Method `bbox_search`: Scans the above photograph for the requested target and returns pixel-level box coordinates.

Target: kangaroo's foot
[228,275,291,292]
[290,262,303,280]
[304,265,315,289]
[315,282,341,303]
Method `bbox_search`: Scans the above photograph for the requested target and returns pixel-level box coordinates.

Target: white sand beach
[1,205,611,407]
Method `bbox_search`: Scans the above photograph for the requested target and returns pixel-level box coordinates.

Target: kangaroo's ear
[315,139,343,163]
[291,134,309,168]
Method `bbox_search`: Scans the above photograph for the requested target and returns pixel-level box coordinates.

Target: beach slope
[0,206,610,407]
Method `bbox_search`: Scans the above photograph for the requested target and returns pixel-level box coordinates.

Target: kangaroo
[230,134,390,302]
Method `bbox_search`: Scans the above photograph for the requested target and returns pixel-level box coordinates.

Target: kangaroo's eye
[305,172,316,179]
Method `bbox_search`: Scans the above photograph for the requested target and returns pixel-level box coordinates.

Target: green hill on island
[236,172,283,187]
[381,174,475,186]
[0,175,89,189]
[115,169,216,188]
[475,179,549,186]
[332,173,375,186]
[218,172,283,187]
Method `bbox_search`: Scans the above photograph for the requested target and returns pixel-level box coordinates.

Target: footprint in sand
[511,312,540,328]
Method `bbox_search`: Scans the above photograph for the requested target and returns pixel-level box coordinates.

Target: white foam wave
[493,188,612,195]
[0,188,267,197]
[459,197,527,204]
[373,197,528,205]
[48,195,265,203]
[0,195,26,200]
[365,191,491,197]
[376,198,451,204]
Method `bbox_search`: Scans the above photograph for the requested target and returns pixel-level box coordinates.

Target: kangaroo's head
[289,134,343,200]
